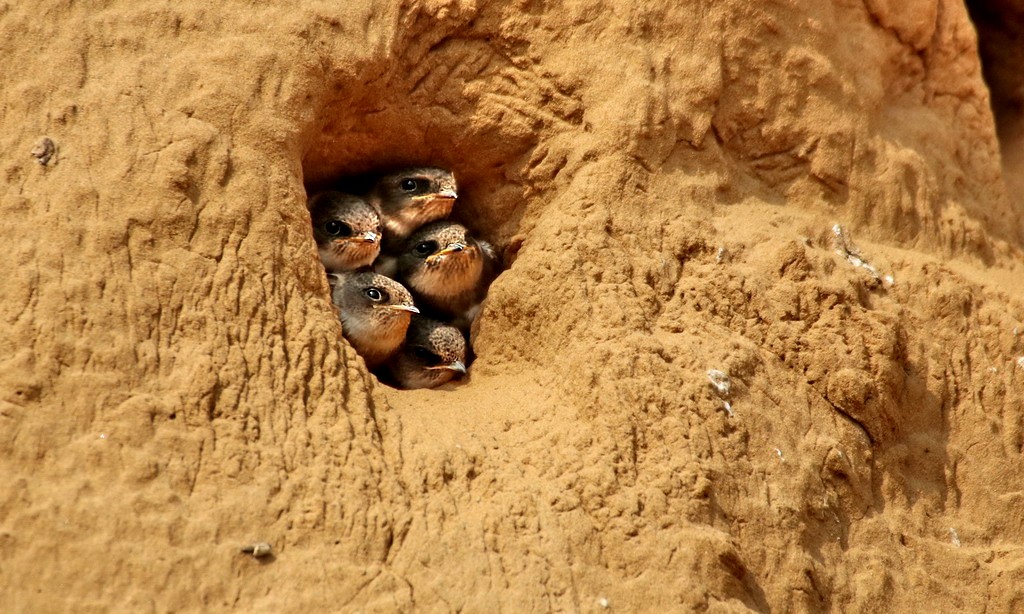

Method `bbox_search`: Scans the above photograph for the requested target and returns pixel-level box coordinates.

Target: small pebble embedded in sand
[707,370,731,397]
[832,223,892,287]
[949,528,961,548]
[598,597,609,608]
[241,542,273,558]
[31,137,55,166]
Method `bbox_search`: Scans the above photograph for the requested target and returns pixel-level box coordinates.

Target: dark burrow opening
[298,52,541,390]
[966,0,1024,208]
[304,165,507,390]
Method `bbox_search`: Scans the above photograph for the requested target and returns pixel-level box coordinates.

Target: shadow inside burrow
[967,0,1024,151]
[966,0,1024,243]
[299,61,544,250]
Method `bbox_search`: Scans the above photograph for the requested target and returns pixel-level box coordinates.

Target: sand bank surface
[2,0,1023,611]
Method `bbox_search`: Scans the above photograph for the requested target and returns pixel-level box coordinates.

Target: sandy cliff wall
[2,0,1023,611]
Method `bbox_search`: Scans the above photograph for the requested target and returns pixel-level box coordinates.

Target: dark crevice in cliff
[966,0,1024,210]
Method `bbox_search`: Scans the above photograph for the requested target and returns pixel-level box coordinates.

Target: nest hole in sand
[298,53,540,389]
[966,0,1024,183]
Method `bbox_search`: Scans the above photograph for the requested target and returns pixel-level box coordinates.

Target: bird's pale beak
[335,231,378,245]
[427,360,466,374]
[437,188,457,199]
[380,304,420,313]
[425,243,466,264]
[428,243,468,262]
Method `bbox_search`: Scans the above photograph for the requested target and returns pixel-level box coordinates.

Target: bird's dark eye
[413,241,437,257]
[324,221,352,237]
[364,287,386,302]
[400,178,419,192]
[413,346,441,366]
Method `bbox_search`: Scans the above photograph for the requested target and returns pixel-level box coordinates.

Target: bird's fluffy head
[371,167,458,240]
[309,191,382,271]
[392,316,467,389]
[331,270,418,366]
[333,270,416,316]
[398,221,484,297]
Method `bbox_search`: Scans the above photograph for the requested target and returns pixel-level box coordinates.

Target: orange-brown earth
[2,1,1024,611]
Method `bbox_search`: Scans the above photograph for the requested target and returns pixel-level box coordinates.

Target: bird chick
[366,167,458,248]
[396,221,498,325]
[309,191,382,272]
[384,316,467,390]
[331,270,419,369]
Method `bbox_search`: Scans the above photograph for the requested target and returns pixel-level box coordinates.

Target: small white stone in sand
[949,528,961,548]
[774,448,785,462]
[1016,357,1024,370]
[707,370,731,397]
[241,542,273,558]
[832,224,890,286]
[598,597,610,608]
[723,401,734,418]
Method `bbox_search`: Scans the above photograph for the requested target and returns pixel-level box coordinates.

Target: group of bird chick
[308,167,498,389]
